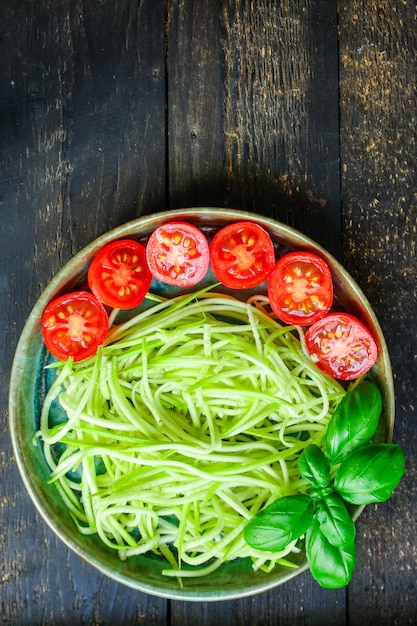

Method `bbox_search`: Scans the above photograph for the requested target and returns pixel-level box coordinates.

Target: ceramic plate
[9,208,394,601]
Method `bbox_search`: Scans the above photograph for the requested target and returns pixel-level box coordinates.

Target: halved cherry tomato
[305,313,378,380]
[41,291,108,362]
[268,251,333,326]
[88,239,152,309]
[209,221,275,289]
[146,222,209,287]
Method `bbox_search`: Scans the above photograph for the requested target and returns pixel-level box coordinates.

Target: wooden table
[2,1,416,624]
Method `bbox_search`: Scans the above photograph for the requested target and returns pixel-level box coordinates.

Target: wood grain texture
[1,0,167,624]
[171,584,348,626]
[339,1,417,623]
[220,0,341,258]
[167,0,226,208]
[1,0,416,623]
[168,0,341,257]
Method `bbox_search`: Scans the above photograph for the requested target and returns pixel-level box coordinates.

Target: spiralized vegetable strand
[38,290,345,580]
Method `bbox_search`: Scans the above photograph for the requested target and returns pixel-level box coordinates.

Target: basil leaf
[298,444,331,490]
[315,493,356,546]
[334,443,405,505]
[306,518,356,588]
[326,380,382,465]
[243,494,314,552]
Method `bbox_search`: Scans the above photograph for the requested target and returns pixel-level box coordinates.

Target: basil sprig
[243,380,405,589]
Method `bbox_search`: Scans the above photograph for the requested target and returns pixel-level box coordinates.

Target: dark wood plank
[1,0,167,623]
[166,0,226,209]
[338,0,417,623]
[168,0,341,258]
[171,578,347,626]
[221,0,342,259]
[167,1,345,624]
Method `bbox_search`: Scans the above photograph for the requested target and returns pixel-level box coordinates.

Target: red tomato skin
[305,312,378,380]
[88,239,152,309]
[209,221,275,289]
[268,251,333,326]
[41,291,108,362]
[146,222,209,287]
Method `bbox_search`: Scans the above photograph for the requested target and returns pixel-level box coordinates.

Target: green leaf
[243,494,314,552]
[334,443,405,505]
[326,380,382,465]
[315,493,356,546]
[306,518,356,588]
[298,444,331,491]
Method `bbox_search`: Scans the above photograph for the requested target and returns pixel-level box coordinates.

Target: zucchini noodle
[37,289,346,582]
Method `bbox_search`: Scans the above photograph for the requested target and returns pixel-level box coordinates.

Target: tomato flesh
[305,313,378,380]
[268,251,333,325]
[146,222,209,287]
[209,221,275,289]
[88,239,152,309]
[41,291,108,362]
